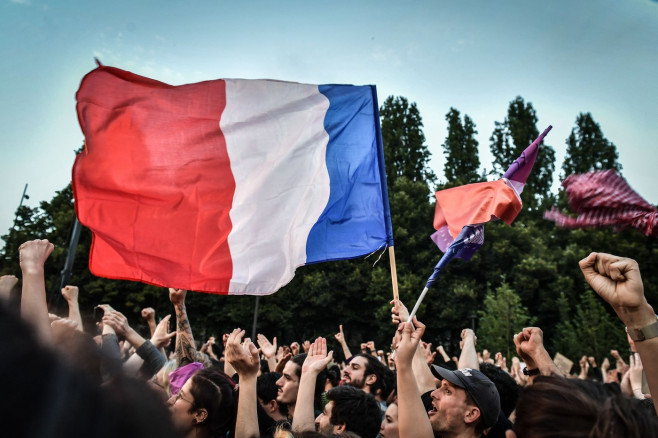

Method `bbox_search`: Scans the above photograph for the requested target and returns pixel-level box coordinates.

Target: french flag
[73,65,393,295]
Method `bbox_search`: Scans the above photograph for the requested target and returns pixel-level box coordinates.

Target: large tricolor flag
[73,65,393,295]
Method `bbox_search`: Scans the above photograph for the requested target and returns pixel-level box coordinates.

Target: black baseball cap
[431,366,501,429]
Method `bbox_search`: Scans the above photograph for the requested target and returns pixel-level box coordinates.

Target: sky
[1,0,657,247]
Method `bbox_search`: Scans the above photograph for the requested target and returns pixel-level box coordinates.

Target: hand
[610,349,621,360]
[620,368,632,396]
[291,341,300,356]
[302,337,333,375]
[168,288,187,306]
[141,307,155,322]
[151,314,176,349]
[588,356,597,367]
[511,356,521,375]
[51,318,79,340]
[19,239,54,273]
[334,324,346,344]
[275,352,292,374]
[496,352,507,370]
[579,253,654,328]
[390,299,410,324]
[459,328,477,350]
[208,336,216,345]
[0,275,19,298]
[101,307,131,338]
[628,353,645,398]
[366,341,376,353]
[96,303,116,314]
[513,327,546,370]
[225,328,260,378]
[61,285,79,303]
[420,341,436,365]
[257,334,277,358]
[302,340,311,353]
[391,330,402,351]
[394,317,425,369]
[360,342,368,352]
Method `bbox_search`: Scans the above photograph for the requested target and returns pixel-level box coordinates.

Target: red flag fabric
[544,170,657,236]
[433,179,522,239]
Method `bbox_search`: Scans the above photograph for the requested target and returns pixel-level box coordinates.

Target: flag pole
[389,246,399,301]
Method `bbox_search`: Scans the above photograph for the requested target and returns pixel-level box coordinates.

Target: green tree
[553,290,627,365]
[380,96,436,191]
[478,282,533,359]
[442,108,481,187]
[562,112,622,177]
[490,96,556,211]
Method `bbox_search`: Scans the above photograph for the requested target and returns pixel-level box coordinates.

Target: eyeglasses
[174,390,194,405]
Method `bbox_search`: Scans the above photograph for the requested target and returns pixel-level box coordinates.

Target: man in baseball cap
[428,366,501,437]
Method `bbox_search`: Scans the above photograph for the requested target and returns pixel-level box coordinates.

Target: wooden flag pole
[389,246,399,301]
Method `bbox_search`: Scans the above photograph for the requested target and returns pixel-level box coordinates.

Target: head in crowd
[258,372,288,421]
[479,362,520,418]
[379,401,399,438]
[326,364,341,389]
[315,385,382,438]
[150,359,178,399]
[277,354,326,413]
[513,375,658,438]
[169,366,237,438]
[343,353,395,400]
[276,354,304,408]
[430,367,501,437]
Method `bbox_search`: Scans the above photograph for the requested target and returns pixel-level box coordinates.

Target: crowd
[1,238,657,437]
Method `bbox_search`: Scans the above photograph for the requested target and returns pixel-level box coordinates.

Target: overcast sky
[1,0,656,247]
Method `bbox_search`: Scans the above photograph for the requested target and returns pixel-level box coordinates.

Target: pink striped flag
[544,170,657,236]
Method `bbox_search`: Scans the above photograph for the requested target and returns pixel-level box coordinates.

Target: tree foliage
[442,108,481,187]
[562,112,622,177]
[380,95,436,190]
[478,283,533,360]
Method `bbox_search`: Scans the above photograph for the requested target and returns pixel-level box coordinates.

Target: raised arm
[61,285,83,332]
[141,307,157,337]
[579,252,657,413]
[333,324,353,360]
[458,328,479,370]
[513,327,561,382]
[391,299,435,393]
[169,288,197,366]
[292,337,333,433]
[395,318,434,438]
[225,328,261,438]
[256,333,277,372]
[19,239,54,344]
[0,274,18,303]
